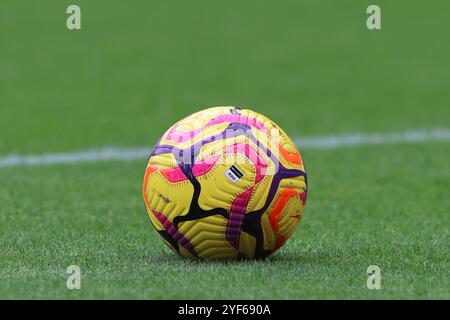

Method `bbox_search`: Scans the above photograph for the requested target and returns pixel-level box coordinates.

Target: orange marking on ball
[143,165,157,209]
[269,188,299,232]
[279,144,303,166]
[273,234,286,252]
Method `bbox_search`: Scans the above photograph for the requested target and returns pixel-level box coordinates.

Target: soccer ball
[143,106,307,260]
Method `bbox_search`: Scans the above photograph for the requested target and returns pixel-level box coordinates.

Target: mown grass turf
[0,0,449,299]
[0,143,448,299]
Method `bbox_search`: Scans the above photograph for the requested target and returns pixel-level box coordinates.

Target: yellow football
[143,106,307,260]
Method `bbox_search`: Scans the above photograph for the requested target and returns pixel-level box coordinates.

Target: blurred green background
[1,0,449,154]
[0,1,449,299]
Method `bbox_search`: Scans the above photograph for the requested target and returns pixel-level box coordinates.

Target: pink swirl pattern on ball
[207,114,268,134]
[160,156,220,183]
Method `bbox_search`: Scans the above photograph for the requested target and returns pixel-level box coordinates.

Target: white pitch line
[0,128,449,168]
[0,147,150,168]
[293,128,450,149]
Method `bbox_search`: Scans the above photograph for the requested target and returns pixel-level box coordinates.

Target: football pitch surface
[0,1,449,299]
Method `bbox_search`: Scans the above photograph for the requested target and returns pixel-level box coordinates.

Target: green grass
[0,144,448,299]
[0,0,449,299]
